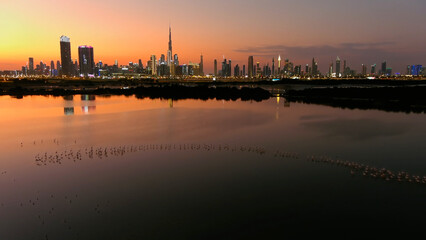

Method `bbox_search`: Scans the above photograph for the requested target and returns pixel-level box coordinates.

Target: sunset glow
[1,0,425,73]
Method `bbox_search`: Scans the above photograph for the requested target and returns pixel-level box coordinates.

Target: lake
[0,94,425,239]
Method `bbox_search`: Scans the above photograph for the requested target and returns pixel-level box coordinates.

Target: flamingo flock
[30,141,426,186]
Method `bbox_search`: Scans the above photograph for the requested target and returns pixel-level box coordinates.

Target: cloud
[234,42,395,58]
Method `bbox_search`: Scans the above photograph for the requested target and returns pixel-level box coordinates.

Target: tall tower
[336,56,341,77]
[214,59,217,76]
[60,35,72,77]
[151,55,157,75]
[381,61,387,75]
[199,54,204,76]
[167,26,173,66]
[248,56,254,78]
[29,57,34,75]
[278,55,282,74]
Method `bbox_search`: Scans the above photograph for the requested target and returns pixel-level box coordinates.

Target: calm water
[0,95,425,238]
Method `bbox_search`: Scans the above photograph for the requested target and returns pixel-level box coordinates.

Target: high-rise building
[50,61,55,76]
[412,65,422,76]
[74,59,78,76]
[370,64,376,75]
[160,54,166,64]
[248,56,254,78]
[406,65,412,75]
[278,55,281,74]
[214,59,217,76]
[381,61,387,75]
[343,60,347,77]
[362,64,367,76]
[167,26,173,66]
[137,59,143,73]
[294,65,301,76]
[256,62,261,77]
[311,58,318,76]
[242,65,246,76]
[60,35,72,76]
[336,56,341,77]
[272,58,275,76]
[151,55,157,75]
[329,62,333,77]
[56,60,61,75]
[29,57,34,75]
[234,64,240,77]
[199,54,204,76]
[78,45,94,76]
[174,54,179,66]
[221,58,231,77]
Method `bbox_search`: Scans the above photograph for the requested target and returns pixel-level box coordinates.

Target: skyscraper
[234,64,240,77]
[311,58,318,76]
[151,55,157,75]
[248,56,254,78]
[272,58,275,76]
[56,60,61,75]
[214,59,217,76]
[60,35,72,76]
[243,65,246,76]
[381,61,387,75]
[50,60,55,76]
[29,57,34,75]
[278,55,281,74]
[343,60,347,77]
[362,64,367,76]
[336,56,341,77]
[174,54,179,66]
[406,65,412,75]
[167,26,173,66]
[78,45,94,77]
[371,64,376,75]
[199,54,204,76]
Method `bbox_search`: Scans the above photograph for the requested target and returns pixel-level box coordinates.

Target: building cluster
[1,28,425,79]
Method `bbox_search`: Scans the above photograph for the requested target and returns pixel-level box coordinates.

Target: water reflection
[64,107,74,115]
[82,106,96,114]
[81,95,96,101]
[63,96,74,101]
[302,118,410,141]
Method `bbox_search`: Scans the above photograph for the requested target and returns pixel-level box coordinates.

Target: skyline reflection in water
[0,95,425,238]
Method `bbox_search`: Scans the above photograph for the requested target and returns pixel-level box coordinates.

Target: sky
[0,0,425,74]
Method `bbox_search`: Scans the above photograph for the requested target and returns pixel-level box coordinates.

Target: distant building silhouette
[381,61,387,75]
[199,54,204,76]
[335,56,341,77]
[29,57,34,75]
[371,64,376,75]
[214,59,217,76]
[151,55,157,75]
[234,64,240,77]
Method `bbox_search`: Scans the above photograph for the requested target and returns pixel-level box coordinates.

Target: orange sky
[1,0,425,73]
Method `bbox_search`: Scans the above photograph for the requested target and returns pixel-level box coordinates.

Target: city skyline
[1,0,425,73]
